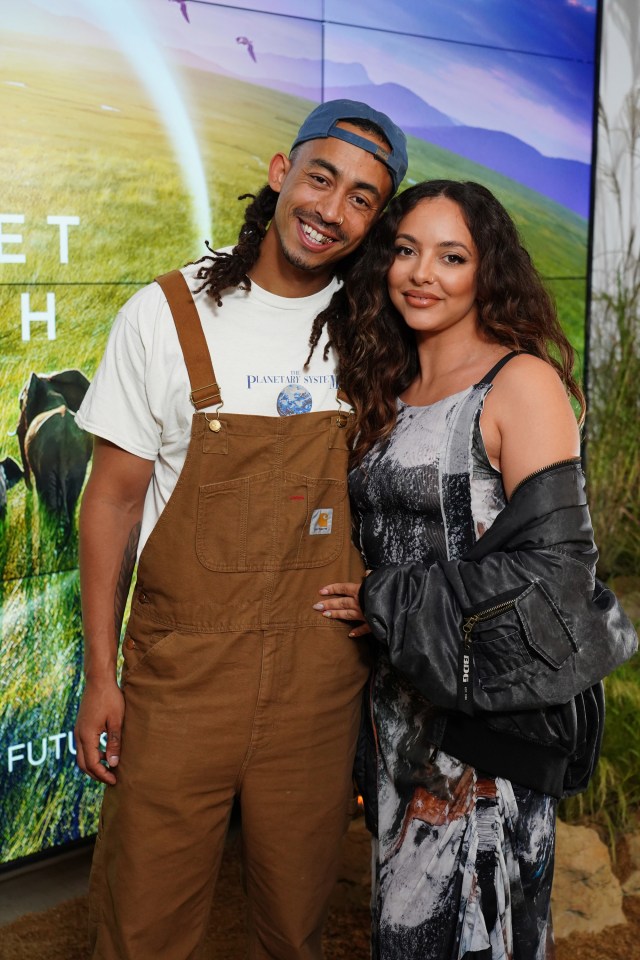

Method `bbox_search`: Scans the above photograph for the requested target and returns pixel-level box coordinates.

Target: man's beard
[279,240,327,273]
[276,208,345,274]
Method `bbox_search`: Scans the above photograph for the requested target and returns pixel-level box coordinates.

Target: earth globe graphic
[277,383,313,416]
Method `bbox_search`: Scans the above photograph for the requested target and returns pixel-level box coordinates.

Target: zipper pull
[463,615,478,641]
[457,615,478,715]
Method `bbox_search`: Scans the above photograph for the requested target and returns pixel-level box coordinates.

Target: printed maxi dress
[349,382,557,960]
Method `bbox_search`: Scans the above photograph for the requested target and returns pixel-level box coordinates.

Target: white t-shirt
[76,262,342,552]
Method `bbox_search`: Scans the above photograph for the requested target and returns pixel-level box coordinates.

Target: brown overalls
[88,271,369,960]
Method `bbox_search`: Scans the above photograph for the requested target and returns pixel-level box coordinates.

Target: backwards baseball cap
[291,99,408,195]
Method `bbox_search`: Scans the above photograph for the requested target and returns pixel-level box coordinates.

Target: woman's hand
[313,581,371,638]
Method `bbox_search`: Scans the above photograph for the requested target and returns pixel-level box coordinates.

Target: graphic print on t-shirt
[277,379,313,415]
[246,368,338,416]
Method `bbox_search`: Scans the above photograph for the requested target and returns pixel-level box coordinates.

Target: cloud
[566,0,596,12]
[430,62,591,159]
[326,28,592,162]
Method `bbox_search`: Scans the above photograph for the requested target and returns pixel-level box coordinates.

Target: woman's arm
[360,464,636,714]
[480,353,580,498]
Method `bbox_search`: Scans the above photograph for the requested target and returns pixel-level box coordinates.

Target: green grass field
[0,33,592,864]
[0,570,104,862]
[561,585,640,846]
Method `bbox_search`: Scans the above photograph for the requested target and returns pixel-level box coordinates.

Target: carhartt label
[310,509,333,535]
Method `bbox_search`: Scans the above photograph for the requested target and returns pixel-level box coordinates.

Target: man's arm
[74,437,154,785]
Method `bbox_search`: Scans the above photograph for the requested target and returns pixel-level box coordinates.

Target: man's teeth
[302,223,334,244]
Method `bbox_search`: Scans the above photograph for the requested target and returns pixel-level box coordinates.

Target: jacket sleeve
[362,533,637,716]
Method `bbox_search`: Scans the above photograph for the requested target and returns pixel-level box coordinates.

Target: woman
[313,181,636,959]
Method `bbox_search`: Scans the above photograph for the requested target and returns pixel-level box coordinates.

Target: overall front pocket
[196,469,347,572]
[121,612,181,684]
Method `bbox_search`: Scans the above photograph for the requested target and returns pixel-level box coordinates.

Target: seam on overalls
[260,430,285,622]
[235,629,270,787]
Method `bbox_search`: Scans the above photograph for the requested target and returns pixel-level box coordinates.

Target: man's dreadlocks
[194,186,278,307]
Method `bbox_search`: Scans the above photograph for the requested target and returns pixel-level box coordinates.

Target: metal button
[139,592,149,604]
[125,638,136,650]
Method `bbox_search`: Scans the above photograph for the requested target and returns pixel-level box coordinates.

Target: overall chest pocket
[195,469,347,572]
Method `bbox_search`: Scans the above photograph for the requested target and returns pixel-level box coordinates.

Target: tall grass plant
[586,270,640,579]
[561,607,640,845]
[563,5,640,839]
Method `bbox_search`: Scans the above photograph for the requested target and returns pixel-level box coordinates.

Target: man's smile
[295,211,343,250]
[300,221,337,245]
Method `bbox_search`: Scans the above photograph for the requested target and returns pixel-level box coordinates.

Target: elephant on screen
[0,456,23,520]
[17,369,92,524]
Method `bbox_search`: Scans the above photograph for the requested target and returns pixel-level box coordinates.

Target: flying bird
[236,36,257,63]
[169,0,190,23]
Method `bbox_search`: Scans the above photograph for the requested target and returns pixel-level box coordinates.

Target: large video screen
[0,0,598,866]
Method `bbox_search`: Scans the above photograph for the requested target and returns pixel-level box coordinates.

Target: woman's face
[387,196,479,339]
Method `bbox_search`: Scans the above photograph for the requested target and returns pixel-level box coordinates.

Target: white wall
[592,0,640,293]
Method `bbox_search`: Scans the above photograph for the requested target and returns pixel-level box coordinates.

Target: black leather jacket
[360,461,638,801]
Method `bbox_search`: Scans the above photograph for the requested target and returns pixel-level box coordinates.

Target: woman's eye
[394,245,414,257]
[444,253,465,264]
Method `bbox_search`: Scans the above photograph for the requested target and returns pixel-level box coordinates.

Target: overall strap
[478,350,520,385]
[155,270,222,410]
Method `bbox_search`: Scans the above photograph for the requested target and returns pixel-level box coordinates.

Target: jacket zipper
[511,457,581,498]
[458,598,517,712]
[459,457,581,706]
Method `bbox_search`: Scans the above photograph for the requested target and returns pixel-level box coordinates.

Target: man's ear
[268,152,291,194]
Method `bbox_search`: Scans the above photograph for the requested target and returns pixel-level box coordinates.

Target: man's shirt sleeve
[76,287,164,461]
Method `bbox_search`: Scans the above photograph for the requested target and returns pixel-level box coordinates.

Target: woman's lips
[403,290,440,306]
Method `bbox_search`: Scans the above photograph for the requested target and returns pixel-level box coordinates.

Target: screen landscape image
[0,0,598,864]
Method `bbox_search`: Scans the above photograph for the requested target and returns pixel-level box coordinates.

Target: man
[74,99,407,959]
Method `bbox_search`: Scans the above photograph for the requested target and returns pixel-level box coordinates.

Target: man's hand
[76,438,152,786]
[313,581,371,638]
[75,679,125,786]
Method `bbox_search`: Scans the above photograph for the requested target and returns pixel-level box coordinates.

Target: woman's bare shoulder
[486,353,580,495]
[494,352,567,388]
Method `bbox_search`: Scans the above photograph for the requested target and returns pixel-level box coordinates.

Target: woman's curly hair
[334,179,585,465]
